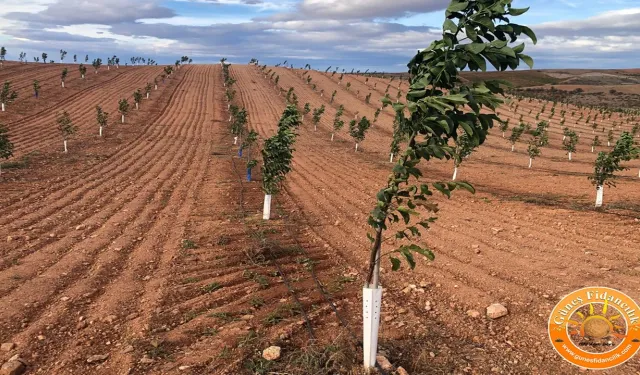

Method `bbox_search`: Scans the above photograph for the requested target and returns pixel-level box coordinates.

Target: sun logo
[567,301,626,350]
[549,287,640,369]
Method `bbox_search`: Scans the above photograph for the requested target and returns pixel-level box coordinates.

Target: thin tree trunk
[528,158,532,169]
[63,140,68,153]
[99,126,103,137]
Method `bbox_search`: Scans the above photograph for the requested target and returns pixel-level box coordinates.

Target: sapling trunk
[502,132,505,138]
[233,136,238,145]
[528,158,532,169]
[1,103,4,112]
[135,103,139,110]
[568,152,572,161]
[595,185,604,207]
[453,166,458,180]
[314,124,317,132]
[608,141,611,147]
[146,93,149,99]
[61,81,65,88]
[63,140,68,153]
[592,146,594,153]
[331,133,334,141]
[121,115,125,123]
[511,144,514,152]
[155,84,157,90]
[355,143,359,152]
[99,126,103,137]
[390,153,394,163]
[263,194,272,220]
[82,74,85,79]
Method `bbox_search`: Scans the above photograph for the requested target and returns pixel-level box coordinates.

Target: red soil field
[0,64,639,374]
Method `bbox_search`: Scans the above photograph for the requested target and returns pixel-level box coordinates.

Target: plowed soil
[1,63,639,375]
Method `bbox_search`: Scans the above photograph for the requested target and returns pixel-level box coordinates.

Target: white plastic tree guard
[263,194,272,220]
[362,286,382,369]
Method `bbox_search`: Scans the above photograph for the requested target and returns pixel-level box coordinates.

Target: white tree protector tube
[596,185,604,207]
[121,115,125,123]
[453,167,458,180]
[99,126,103,137]
[528,158,532,169]
[389,153,394,163]
[511,144,514,152]
[1,103,4,112]
[355,143,359,152]
[234,136,238,145]
[331,133,334,141]
[136,102,139,110]
[569,152,572,161]
[362,286,383,369]
[263,194,272,220]
[63,140,68,153]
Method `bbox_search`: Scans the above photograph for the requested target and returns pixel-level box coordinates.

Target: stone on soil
[86,354,109,364]
[486,303,508,319]
[262,346,281,361]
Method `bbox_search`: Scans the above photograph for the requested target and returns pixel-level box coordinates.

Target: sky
[0,0,638,72]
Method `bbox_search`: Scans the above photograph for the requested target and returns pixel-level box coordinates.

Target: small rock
[122,345,134,354]
[104,315,117,324]
[429,352,435,358]
[75,225,84,231]
[376,355,393,372]
[334,220,340,226]
[241,315,254,320]
[262,346,281,361]
[60,297,70,302]
[86,354,109,364]
[0,358,26,375]
[471,244,480,249]
[425,301,432,311]
[486,303,508,319]
[384,316,394,322]
[0,343,15,352]
[139,356,154,364]
[36,336,44,341]
[178,366,191,371]
[76,321,88,330]
[397,366,409,375]
[6,236,13,242]
[466,310,481,318]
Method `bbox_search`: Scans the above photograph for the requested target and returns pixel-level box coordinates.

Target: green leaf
[519,54,534,69]
[433,182,451,198]
[401,250,416,269]
[453,181,475,193]
[366,233,375,243]
[443,19,457,34]
[447,1,469,12]
[510,7,530,16]
[522,26,537,44]
[390,257,401,271]
[465,43,485,55]
[498,46,516,58]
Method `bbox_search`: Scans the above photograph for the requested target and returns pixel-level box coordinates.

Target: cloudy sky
[0,0,638,71]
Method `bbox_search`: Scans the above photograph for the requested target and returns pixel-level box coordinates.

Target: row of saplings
[260,69,375,152]
[0,65,179,172]
[1,61,176,112]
